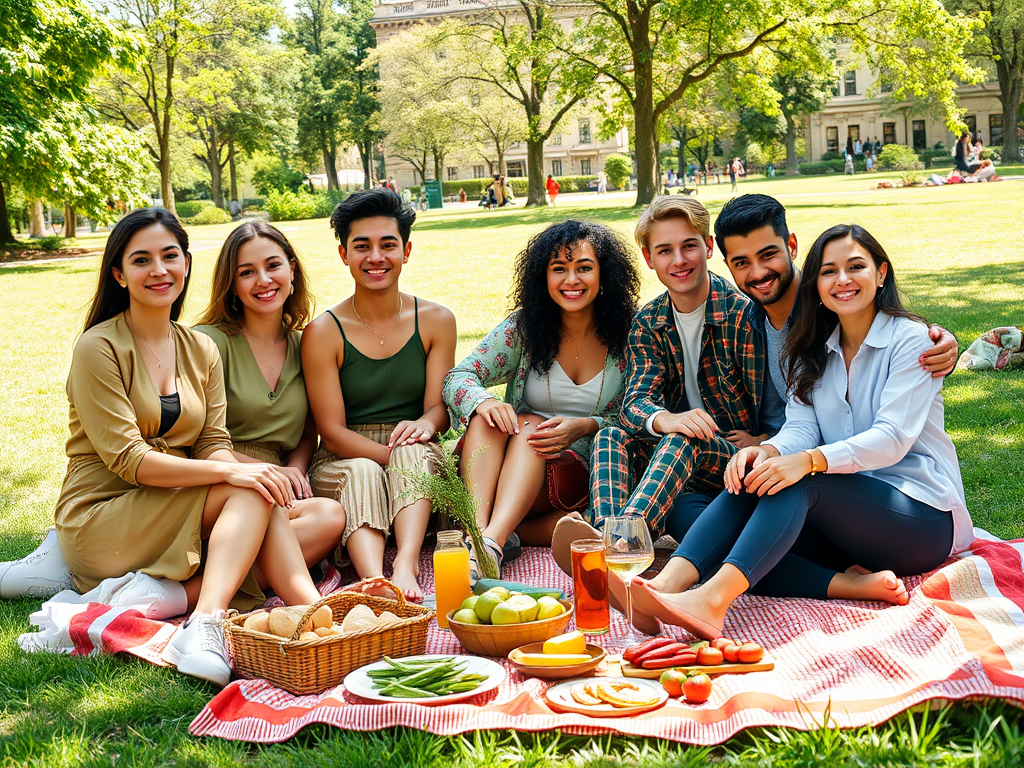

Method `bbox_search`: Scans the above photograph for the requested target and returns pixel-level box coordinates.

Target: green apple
[535,596,565,620]
[451,608,481,625]
[474,591,505,623]
[484,586,511,601]
[460,595,480,612]
[505,594,539,622]
[489,602,520,626]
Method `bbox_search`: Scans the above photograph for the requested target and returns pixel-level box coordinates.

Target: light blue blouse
[764,312,971,554]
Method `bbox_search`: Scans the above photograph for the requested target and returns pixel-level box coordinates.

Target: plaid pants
[589,425,737,536]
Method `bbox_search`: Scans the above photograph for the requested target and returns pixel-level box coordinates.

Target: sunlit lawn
[1,167,1022,765]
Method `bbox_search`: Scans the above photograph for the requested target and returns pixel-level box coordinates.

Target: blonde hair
[634,196,711,251]
[195,221,313,335]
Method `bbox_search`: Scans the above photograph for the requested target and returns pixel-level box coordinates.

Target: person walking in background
[730,158,743,192]
[853,138,862,156]
[846,136,854,158]
[597,170,608,194]
[546,175,560,206]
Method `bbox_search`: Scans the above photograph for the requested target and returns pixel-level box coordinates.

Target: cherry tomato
[683,673,712,704]
[738,642,764,663]
[696,646,724,666]
[710,637,735,651]
[722,643,741,663]
[659,668,687,697]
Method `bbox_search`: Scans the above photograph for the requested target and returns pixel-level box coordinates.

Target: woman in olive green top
[56,208,321,686]
[303,189,457,602]
[195,221,346,567]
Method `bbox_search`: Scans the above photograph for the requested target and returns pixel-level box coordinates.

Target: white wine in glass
[603,516,655,632]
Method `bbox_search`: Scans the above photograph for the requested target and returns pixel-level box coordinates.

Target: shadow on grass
[898,262,1024,336]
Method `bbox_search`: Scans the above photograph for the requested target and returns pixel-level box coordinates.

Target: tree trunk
[633,104,658,205]
[64,205,77,238]
[358,141,372,189]
[525,138,546,206]
[675,128,686,178]
[321,124,338,191]
[0,181,15,245]
[785,114,799,174]
[999,77,1021,162]
[228,140,239,204]
[159,138,176,215]
[30,200,45,237]
[433,148,443,183]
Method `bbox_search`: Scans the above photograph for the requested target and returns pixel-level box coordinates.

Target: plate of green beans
[343,654,507,704]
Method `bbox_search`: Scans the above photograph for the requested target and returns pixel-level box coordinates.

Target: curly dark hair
[510,219,640,373]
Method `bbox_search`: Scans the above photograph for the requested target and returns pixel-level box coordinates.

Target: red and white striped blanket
[20,531,1024,744]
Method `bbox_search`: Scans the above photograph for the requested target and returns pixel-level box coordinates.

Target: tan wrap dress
[54,313,254,597]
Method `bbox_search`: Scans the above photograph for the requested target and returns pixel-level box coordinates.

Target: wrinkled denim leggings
[666,474,953,600]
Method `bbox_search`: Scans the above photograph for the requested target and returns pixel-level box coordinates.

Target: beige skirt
[308,423,441,547]
[233,440,285,466]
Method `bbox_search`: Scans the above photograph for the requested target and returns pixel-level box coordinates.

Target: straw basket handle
[287,576,407,641]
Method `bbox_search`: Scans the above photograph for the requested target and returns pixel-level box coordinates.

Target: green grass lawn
[1,169,1022,766]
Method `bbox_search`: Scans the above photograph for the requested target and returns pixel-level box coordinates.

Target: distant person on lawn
[43,208,322,686]
[443,219,640,577]
[630,224,973,638]
[546,175,560,206]
[301,189,456,602]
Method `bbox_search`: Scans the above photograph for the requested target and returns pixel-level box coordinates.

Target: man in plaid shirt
[552,196,762,574]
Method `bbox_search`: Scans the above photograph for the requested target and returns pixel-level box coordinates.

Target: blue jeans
[667,475,953,600]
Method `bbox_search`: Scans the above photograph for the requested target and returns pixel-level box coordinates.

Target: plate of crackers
[544,677,669,717]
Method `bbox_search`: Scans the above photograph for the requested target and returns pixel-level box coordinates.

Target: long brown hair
[195,221,313,334]
[784,224,926,405]
[83,208,191,332]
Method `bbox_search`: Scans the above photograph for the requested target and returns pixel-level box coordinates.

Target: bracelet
[804,449,820,476]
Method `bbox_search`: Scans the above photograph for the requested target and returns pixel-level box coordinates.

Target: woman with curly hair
[442,219,640,576]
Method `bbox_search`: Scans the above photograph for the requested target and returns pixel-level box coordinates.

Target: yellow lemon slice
[570,684,603,706]
[595,681,661,708]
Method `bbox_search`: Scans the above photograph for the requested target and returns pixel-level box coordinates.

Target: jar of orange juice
[433,531,472,629]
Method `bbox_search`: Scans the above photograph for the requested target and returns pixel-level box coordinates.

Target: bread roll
[310,605,333,629]
[298,631,320,642]
[268,606,310,638]
[243,612,270,634]
[341,604,377,634]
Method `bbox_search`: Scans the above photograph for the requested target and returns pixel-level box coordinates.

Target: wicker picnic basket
[224,577,434,695]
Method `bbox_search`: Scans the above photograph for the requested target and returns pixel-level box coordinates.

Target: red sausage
[641,653,698,669]
[623,637,673,663]
[633,642,688,664]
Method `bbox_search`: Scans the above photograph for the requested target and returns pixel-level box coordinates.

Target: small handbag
[533,450,590,513]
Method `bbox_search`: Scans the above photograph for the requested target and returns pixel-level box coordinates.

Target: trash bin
[425,180,443,210]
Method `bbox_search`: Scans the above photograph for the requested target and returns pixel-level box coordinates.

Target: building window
[580,158,592,175]
[965,115,977,142]
[826,126,839,153]
[447,167,459,181]
[506,161,525,177]
[848,125,860,142]
[989,114,1004,146]
[578,119,592,144]
[551,159,562,176]
[472,165,486,179]
[550,134,561,146]
[844,70,857,96]
[912,120,926,151]
[883,122,896,145]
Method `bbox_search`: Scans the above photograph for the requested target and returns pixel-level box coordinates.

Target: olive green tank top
[327,298,427,425]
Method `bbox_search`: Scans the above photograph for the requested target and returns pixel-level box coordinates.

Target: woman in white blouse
[629,224,971,639]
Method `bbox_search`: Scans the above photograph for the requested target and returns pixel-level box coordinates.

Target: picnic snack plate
[619,651,775,678]
[507,642,607,679]
[545,677,668,717]
[343,654,506,705]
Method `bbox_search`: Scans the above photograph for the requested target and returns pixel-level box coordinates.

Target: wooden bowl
[446,600,574,657]
[507,642,607,679]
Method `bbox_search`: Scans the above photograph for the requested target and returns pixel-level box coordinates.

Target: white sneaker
[162,610,231,686]
[0,528,75,598]
[106,572,188,620]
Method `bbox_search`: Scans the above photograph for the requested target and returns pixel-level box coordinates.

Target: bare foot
[608,570,660,636]
[643,557,699,594]
[630,579,727,640]
[342,576,398,599]
[828,569,908,605]
[390,560,423,603]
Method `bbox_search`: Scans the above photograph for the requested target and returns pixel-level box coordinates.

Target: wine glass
[603,515,655,640]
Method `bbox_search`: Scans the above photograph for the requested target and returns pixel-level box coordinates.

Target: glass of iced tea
[570,540,610,635]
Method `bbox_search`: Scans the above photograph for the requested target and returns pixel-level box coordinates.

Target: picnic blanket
[185,529,1024,744]
[18,532,1024,744]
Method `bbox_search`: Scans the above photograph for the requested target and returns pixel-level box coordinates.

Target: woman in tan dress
[55,208,321,686]
[195,221,347,568]
[302,189,457,601]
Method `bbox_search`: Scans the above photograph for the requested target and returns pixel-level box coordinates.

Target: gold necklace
[127,314,173,368]
[562,328,598,360]
[351,295,403,346]
[548,352,607,417]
